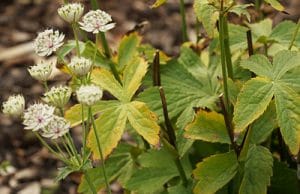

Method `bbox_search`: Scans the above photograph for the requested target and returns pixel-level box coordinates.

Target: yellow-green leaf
[64,101,117,127]
[127,101,160,146]
[118,33,142,70]
[233,77,274,133]
[193,151,238,194]
[88,102,127,159]
[274,83,300,155]
[240,54,273,79]
[264,0,284,11]
[151,0,167,8]
[123,58,148,102]
[184,111,230,144]
[91,68,125,101]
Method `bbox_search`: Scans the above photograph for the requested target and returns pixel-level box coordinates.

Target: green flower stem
[89,107,112,194]
[90,0,99,10]
[54,141,67,158]
[218,13,231,113]
[34,132,70,164]
[179,0,189,42]
[62,137,74,158]
[84,170,98,194]
[81,103,87,158]
[72,23,81,57]
[222,15,234,80]
[64,133,81,163]
[63,0,69,4]
[288,19,300,50]
[43,81,49,92]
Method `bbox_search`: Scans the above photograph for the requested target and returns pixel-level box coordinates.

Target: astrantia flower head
[41,115,70,139]
[34,29,64,56]
[58,3,84,23]
[67,56,93,77]
[79,9,115,34]
[43,86,72,108]
[28,61,53,81]
[2,95,25,117]
[23,103,55,131]
[76,84,103,106]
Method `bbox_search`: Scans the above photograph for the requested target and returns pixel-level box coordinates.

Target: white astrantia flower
[2,95,25,117]
[43,86,72,108]
[41,115,70,139]
[23,103,55,131]
[28,61,53,81]
[79,9,115,34]
[34,29,64,56]
[76,84,103,106]
[58,3,84,23]
[67,56,93,77]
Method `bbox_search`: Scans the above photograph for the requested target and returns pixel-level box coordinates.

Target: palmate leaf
[237,50,300,154]
[239,145,273,194]
[87,57,160,159]
[193,151,238,194]
[139,47,220,129]
[184,111,230,144]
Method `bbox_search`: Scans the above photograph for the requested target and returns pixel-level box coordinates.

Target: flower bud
[23,103,55,131]
[58,3,84,23]
[34,29,64,57]
[41,115,70,139]
[79,9,115,34]
[68,56,93,77]
[2,95,25,117]
[43,86,72,108]
[76,84,103,106]
[28,61,53,82]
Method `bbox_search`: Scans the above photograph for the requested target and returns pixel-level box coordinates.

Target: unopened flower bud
[76,84,103,106]
[23,103,55,131]
[28,61,53,81]
[34,29,64,56]
[58,3,84,23]
[2,95,25,117]
[79,9,115,34]
[43,86,72,108]
[68,56,92,77]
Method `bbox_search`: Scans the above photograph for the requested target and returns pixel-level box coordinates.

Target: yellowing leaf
[91,68,125,101]
[123,58,148,102]
[151,0,167,8]
[184,111,230,144]
[88,102,127,159]
[264,0,284,11]
[193,151,238,194]
[127,101,160,146]
[233,77,274,133]
[118,33,142,70]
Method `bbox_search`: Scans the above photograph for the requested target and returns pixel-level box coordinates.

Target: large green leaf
[194,0,218,38]
[239,145,273,194]
[249,19,273,43]
[274,83,300,155]
[193,151,238,194]
[272,50,300,80]
[117,33,141,70]
[240,54,273,79]
[184,111,230,144]
[233,77,274,133]
[88,103,127,159]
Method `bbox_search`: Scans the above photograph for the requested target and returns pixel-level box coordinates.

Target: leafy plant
[2,0,300,193]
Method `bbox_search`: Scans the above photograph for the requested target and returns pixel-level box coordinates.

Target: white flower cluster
[28,61,53,81]
[23,103,69,139]
[34,29,64,57]
[2,95,25,117]
[76,85,103,106]
[43,86,72,108]
[58,3,84,23]
[79,9,115,33]
[68,56,93,77]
